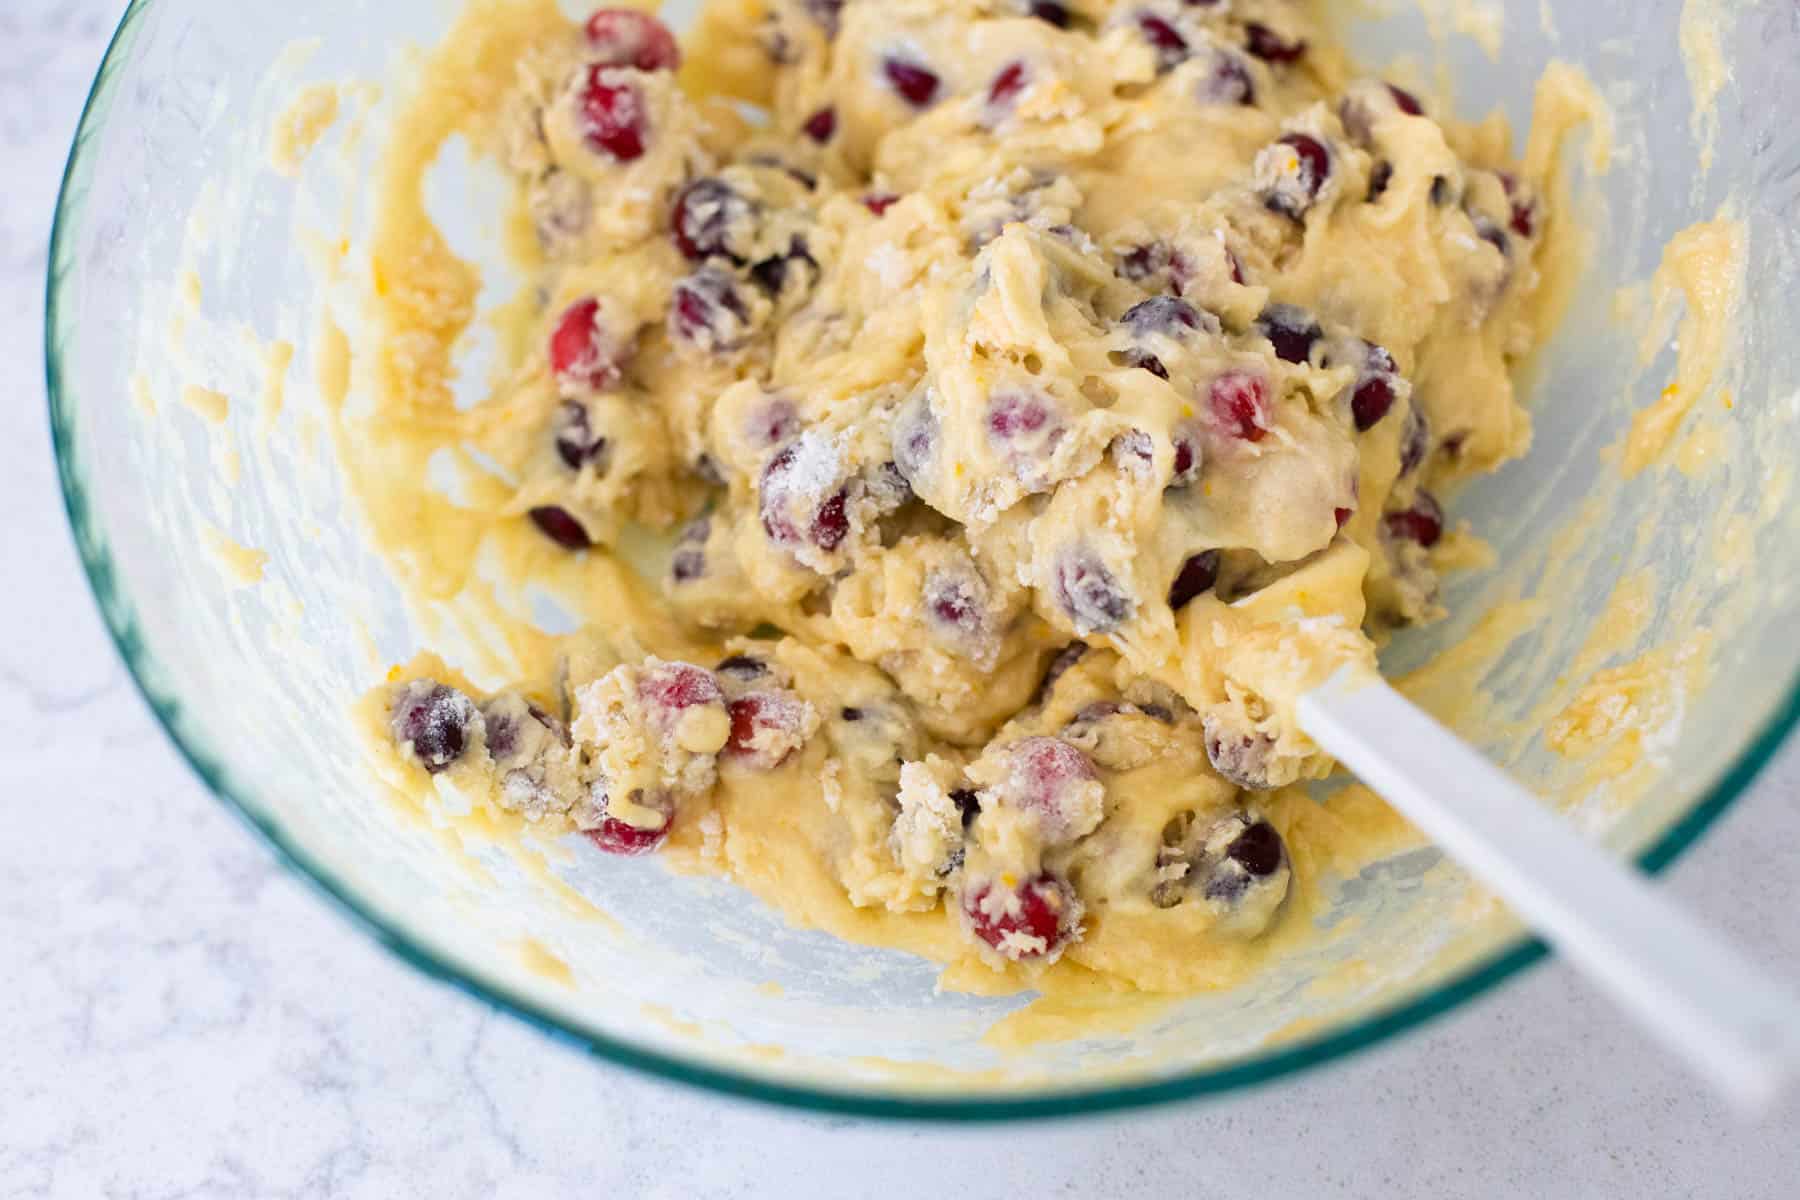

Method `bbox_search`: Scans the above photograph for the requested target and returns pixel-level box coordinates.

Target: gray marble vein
[2,2,1797,1197]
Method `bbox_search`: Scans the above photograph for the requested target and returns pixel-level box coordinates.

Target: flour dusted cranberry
[670,516,709,584]
[1053,546,1134,635]
[1167,549,1221,610]
[1120,296,1210,379]
[1385,492,1445,548]
[577,68,648,162]
[1196,47,1256,106]
[672,178,754,263]
[759,437,852,554]
[1398,406,1430,476]
[549,297,625,392]
[987,61,1029,109]
[530,506,593,550]
[1244,22,1306,63]
[745,396,800,449]
[1259,133,1332,221]
[584,9,681,72]
[1350,343,1401,431]
[1136,12,1189,73]
[669,267,755,353]
[1117,242,1167,284]
[587,789,674,856]
[1110,429,1156,479]
[1169,424,1203,485]
[1204,723,1281,790]
[891,394,940,486]
[639,661,726,718]
[553,401,610,471]
[962,874,1078,960]
[802,106,837,143]
[391,681,478,773]
[883,55,942,108]
[724,692,811,769]
[990,737,1102,840]
[924,571,984,635]
[1207,370,1272,442]
[1201,815,1289,901]
[1257,304,1322,365]
[1029,1,1071,27]
[988,390,1055,439]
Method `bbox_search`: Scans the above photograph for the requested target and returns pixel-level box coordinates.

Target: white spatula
[1298,665,1800,1111]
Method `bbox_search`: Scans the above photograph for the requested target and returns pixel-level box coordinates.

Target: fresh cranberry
[759,442,852,552]
[553,401,610,471]
[1244,22,1305,63]
[1367,160,1394,203]
[1123,295,1205,336]
[1385,492,1445,548]
[1168,426,1203,486]
[715,655,768,681]
[669,267,753,353]
[1351,343,1400,431]
[925,573,983,632]
[802,106,837,143]
[1207,370,1272,441]
[883,56,942,108]
[862,192,900,216]
[1257,304,1322,365]
[1053,547,1133,634]
[748,236,819,299]
[746,396,800,449]
[1111,429,1157,476]
[639,662,725,714]
[530,506,592,550]
[672,178,752,263]
[1029,1,1071,26]
[584,9,681,72]
[1398,406,1430,476]
[962,874,1077,959]
[892,398,939,485]
[1227,819,1285,875]
[549,297,623,391]
[950,787,981,827]
[391,682,475,773]
[988,61,1029,109]
[1168,549,1221,610]
[1262,133,1331,220]
[670,517,709,583]
[577,68,648,161]
[1117,242,1167,283]
[725,693,810,768]
[1197,48,1256,106]
[588,815,669,855]
[1335,506,1354,529]
[1136,12,1189,72]
[812,491,850,549]
[999,737,1100,832]
[1387,82,1423,116]
[1497,172,1539,238]
[987,391,1054,439]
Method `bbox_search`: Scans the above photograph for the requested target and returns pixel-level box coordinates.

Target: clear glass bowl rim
[42,0,1797,1121]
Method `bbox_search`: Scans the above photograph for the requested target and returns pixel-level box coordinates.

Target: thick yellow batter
[359,0,1588,997]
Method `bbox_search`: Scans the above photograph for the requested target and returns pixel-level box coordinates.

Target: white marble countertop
[5,3,1798,1196]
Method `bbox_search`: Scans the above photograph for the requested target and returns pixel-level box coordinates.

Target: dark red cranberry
[1228,819,1285,875]
[1117,242,1166,283]
[759,443,851,552]
[640,662,725,713]
[577,68,648,161]
[1136,13,1189,72]
[392,683,474,773]
[748,236,819,298]
[1385,492,1445,548]
[1398,406,1430,476]
[950,788,981,828]
[802,106,837,143]
[549,297,622,390]
[925,574,982,632]
[1197,49,1256,106]
[672,178,752,263]
[1168,549,1221,610]
[1497,172,1539,238]
[725,693,809,768]
[1053,548,1133,634]
[1257,304,1322,365]
[1029,1,1071,27]
[1386,83,1423,116]
[1226,247,1245,285]
[553,401,609,471]
[1207,370,1272,441]
[862,192,900,216]
[988,61,1029,108]
[839,706,864,722]
[715,655,768,680]
[883,56,942,108]
[1170,426,1202,484]
[529,506,592,550]
[962,874,1076,958]
[1335,506,1354,529]
[1244,22,1305,63]
[812,490,849,549]
[746,396,800,448]
[669,267,753,353]
[588,805,671,856]
[1367,160,1393,203]
[1430,175,1455,207]
[987,391,1053,439]
[1123,295,1205,336]
[1001,737,1100,834]
[584,9,681,72]
[1351,343,1400,431]
[1263,133,1331,220]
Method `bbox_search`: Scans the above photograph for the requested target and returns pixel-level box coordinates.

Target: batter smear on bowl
[361,0,1585,996]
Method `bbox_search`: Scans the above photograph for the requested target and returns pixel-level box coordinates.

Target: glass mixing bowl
[48,0,1800,1117]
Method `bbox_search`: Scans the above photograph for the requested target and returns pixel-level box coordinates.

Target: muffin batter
[362,0,1575,994]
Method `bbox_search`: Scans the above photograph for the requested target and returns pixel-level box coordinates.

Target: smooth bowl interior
[48,0,1800,1117]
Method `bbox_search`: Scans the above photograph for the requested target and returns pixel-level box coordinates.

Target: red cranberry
[577,68,649,161]
[639,662,725,715]
[391,682,476,773]
[1367,160,1394,203]
[962,874,1077,959]
[725,693,810,768]
[1029,1,1071,26]
[1335,506,1354,529]
[672,178,752,263]
[1385,492,1444,548]
[1111,429,1157,476]
[1398,406,1430,476]
[1351,343,1400,431]
[529,506,592,550]
[883,56,942,108]
[1207,370,1272,442]
[1117,242,1167,283]
[999,737,1100,832]
[925,573,983,632]
[802,106,837,143]
[862,192,900,216]
[553,401,610,471]
[759,441,852,552]
[1257,304,1322,365]
[588,815,669,855]
[1136,12,1189,72]
[1053,547,1134,634]
[746,396,800,449]
[1245,22,1306,63]
[549,297,623,391]
[1263,133,1331,220]
[1497,172,1539,237]
[669,267,753,353]
[1387,83,1423,116]
[584,9,681,72]
[892,397,940,485]
[1168,549,1221,610]
[987,391,1054,439]
[1227,819,1285,876]
[1197,48,1256,106]
[1170,425,1203,485]
[812,491,849,549]
[988,61,1029,109]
